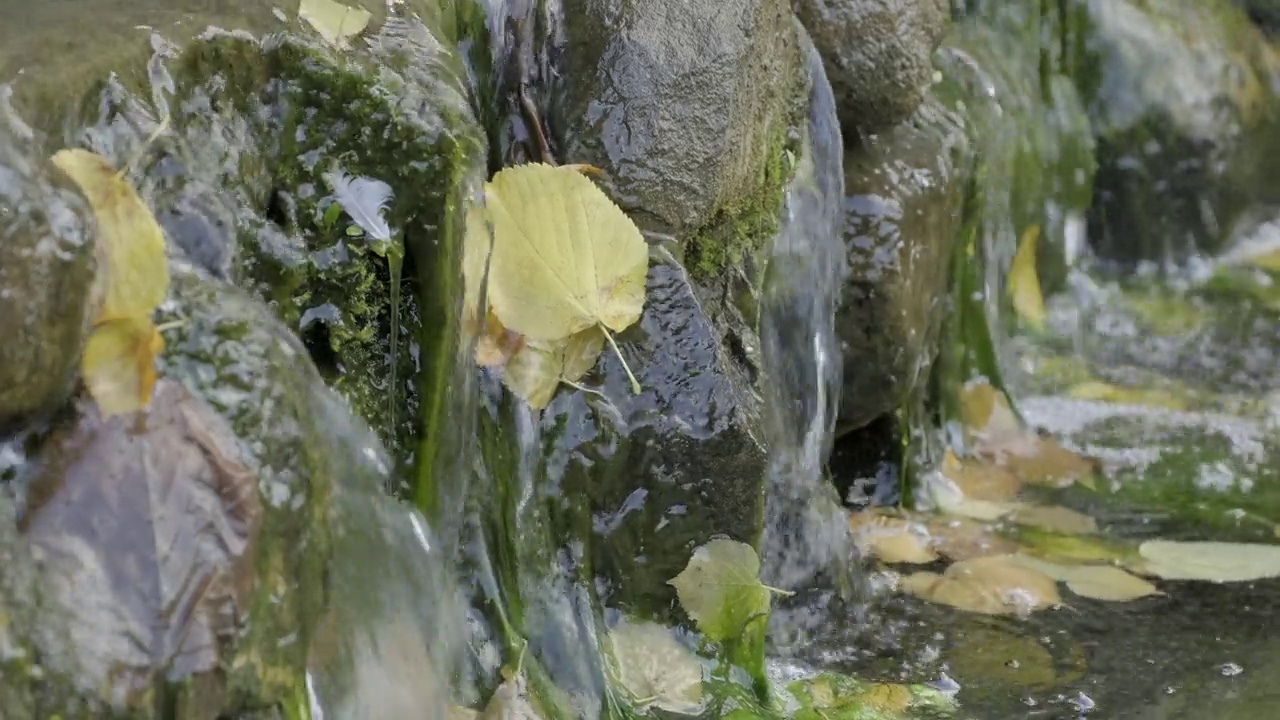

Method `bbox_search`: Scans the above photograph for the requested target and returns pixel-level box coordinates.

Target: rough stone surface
[792,0,950,132]
[835,95,970,433]
[1072,0,1280,263]
[552,0,804,238]
[1237,0,1280,34]
[0,95,94,430]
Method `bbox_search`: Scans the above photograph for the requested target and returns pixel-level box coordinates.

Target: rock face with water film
[553,0,806,280]
[834,95,970,433]
[0,98,94,430]
[793,0,951,132]
[1071,0,1280,263]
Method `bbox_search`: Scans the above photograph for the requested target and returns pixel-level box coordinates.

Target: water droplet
[1219,662,1244,677]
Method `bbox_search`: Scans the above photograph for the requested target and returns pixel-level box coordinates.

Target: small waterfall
[757,24,853,593]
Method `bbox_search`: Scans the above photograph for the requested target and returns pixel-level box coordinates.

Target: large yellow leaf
[483,163,647,342]
[298,0,372,47]
[81,316,164,417]
[51,149,168,323]
[901,555,1060,616]
[502,327,605,410]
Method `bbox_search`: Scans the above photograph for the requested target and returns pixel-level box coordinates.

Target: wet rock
[58,18,485,470]
[834,94,970,433]
[552,0,807,280]
[1237,0,1280,34]
[936,10,1097,295]
[1070,0,1280,263]
[0,90,95,430]
[793,0,951,132]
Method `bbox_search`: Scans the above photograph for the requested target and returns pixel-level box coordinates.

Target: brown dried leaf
[22,380,261,710]
[902,556,1060,616]
[941,450,1022,501]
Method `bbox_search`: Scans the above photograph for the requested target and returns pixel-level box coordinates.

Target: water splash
[757,24,852,592]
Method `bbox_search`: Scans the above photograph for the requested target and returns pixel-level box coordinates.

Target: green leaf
[1008,224,1045,331]
[1137,540,1280,583]
[788,673,956,720]
[668,539,774,641]
[607,619,704,714]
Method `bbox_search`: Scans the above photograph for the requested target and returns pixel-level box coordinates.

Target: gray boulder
[835,95,970,433]
[552,0,807,280]
[793,0,951,132]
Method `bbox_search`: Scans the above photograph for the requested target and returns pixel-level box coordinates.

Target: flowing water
[1,1,1279,719]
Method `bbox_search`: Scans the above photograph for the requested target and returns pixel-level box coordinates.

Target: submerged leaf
[902,556,1060,616]
[1137,540,1280,583]
[299,0,373,46]
[23,381,262,705]
[1015,529,1131,564]
[607,620,704,714]
[324,169,392,241]
[668,539,773,641]
[1008,505,1098,536]
[1008,224,1045,330]
[50,148,168,322]
[483,163,648,342]
[1010,556,1160,602]
[941,450,1022,502]
[81,316,164,418]
[848,511,939,565]
[927,516,1019,561]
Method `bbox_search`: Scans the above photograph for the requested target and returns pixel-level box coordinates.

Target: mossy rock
[551,0,807,288]
[1066,0,1280,263]
[58,17,484,471]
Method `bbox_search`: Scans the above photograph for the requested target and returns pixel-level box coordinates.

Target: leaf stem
[762,584,795,597]
[599,325,641,395]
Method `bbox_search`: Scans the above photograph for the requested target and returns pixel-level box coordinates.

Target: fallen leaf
[1009,555,1160,602]
[991,436,1098,489]
[1008,505,1098,535]
[947,625,1057,692]
[1137,540,1280,583]
[51,148,170,417]
[668,539,774,641]
[22,381,261,705]
[927,516,1019,561]
[941,450,1022,501]
[80,316,164,417]
[787,673,955,720]
[849,512,939,565]
[299,0,373,46]
[482,666,544,720]
[901,556,1060,616]
[1067,381,1187,411]
[482,163,647,391]
[1008,225,1046,331]
[607,619,703,714]
[501,328,605,409]
[1015,529,1131,564]
[958,379,1021,439]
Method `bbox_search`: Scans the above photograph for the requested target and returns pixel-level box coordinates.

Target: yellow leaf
[1067,380,1187,411]
[860,683,914,713]
[502,327,605,410]
[298,0,372,46]
[1007,504,1098,535]
[475,312,524,368]
[1008,224,1045,330]
[81,316,163,417]
[1015,529,1132,564]
[927,516,1019,561]
[900,555,1060,616]
[941,450,1022,501]
[1008,555,1159,602]
[849,512,938,565]
[990,436,1098,488]
[50,149,168,323]
[480,163,648,396]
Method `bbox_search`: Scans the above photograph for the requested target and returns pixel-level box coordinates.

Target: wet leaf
[81,316,164,417]
[947,626,1057,692]
[1008,225,1046,330]
[1137,540,1280,583]
[51,148,169,417]
[901,556,1060,616]
[787,673,955,720]
[668,539,774,641]
[1009,556,1159,602]
[1015,529,1132,564]
[299,0,373,46]
[22,381,261,708]
[483,667,544,720]
[958,380,1021,439]
[1008,504,1098,535]
[481,163,648,393]
[927,516,1019,561]
[501,327,605,409]
[992,436,1099,488]
[607,619,704,714]
[50,149,168,322]
[849,512,939,565]
[1067,380,1188,411]
[941,450,1022,501]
